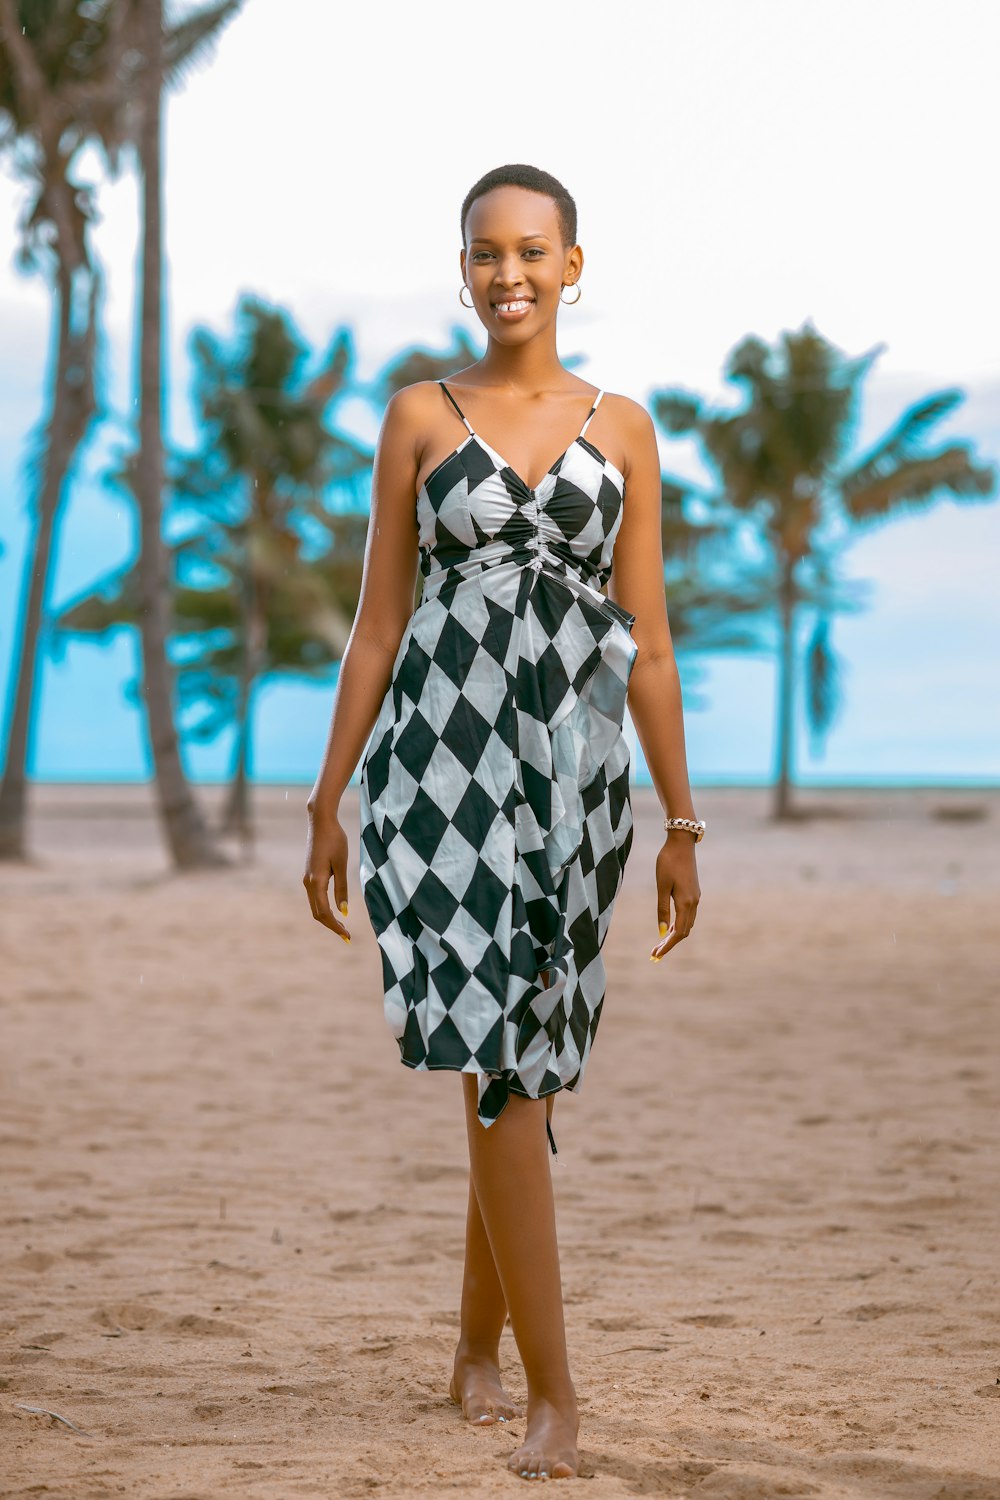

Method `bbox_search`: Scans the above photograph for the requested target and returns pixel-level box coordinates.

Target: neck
[476,332,570,393]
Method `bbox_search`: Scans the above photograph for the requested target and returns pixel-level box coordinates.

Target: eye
[470,247,545,263]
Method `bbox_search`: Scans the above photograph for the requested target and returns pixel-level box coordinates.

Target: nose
[494,254,526,288]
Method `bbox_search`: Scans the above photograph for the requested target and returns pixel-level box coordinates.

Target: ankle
[526,1373,577,1408]
[454,1336,501,1367]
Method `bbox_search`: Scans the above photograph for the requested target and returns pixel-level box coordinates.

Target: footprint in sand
[193,1400,227,1419]
[170,1313,250,1337]
[90,1303,250,1338]
[11,1250,61,1272]
[843,1302,911,1321]
[91,1301,166,1331]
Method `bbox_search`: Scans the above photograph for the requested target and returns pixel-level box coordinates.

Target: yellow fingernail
[659,922,668,937]
[339,900,349,915]
[341,932,351,944]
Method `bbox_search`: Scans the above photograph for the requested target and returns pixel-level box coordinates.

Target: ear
[564,243,584,282]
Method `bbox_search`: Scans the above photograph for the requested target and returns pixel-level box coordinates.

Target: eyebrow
[469,233,553,245]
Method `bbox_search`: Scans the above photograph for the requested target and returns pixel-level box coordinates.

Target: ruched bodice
[359,382,638,1140]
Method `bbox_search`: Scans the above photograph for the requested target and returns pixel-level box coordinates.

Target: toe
[510,1449,546,1480]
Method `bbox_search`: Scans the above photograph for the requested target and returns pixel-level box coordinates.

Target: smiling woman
[304,162,703,1484]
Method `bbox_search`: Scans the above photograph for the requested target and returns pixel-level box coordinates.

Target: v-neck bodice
[416,379,629,614]
[436,382,608,496]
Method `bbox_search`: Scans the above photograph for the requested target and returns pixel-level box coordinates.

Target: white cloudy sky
[1,0,998,782]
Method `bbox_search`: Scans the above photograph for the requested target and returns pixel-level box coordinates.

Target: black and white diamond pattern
[359,383,638,1136]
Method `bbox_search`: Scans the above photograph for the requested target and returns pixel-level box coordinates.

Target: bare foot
[449,1347,522,1425]
[507,1387,579,1480]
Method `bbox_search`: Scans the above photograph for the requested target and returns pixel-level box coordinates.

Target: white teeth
[495,300,532,313]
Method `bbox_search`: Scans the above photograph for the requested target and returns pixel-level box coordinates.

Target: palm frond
[839,388,966,500]
[163,0,244,89]
[805,615,843,757]
[840,443,996,529]
[650,390,701,435]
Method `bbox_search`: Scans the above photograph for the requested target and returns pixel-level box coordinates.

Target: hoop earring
[459,285,475,308]
[560,282,582,305]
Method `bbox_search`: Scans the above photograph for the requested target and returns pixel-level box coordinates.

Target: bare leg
[450,1056,557,1423]
[461,1073,579,1480]
[449,1175,523,1423]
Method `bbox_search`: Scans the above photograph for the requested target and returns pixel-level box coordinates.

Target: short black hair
[460,164,577,250]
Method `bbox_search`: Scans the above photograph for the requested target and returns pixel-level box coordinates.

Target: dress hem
[395,1045,573,1102]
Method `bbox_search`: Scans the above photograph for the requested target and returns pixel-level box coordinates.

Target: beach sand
[1,782,998,1499]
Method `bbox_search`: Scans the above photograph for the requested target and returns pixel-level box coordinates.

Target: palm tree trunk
[772,556,797,820]
[0,262,98,860]
[221,677,255,853]
[134,0,224,869]
[0,9,101,861]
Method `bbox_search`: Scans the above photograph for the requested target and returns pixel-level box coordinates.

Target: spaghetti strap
[579,389,604,439]
[438,380,475,435]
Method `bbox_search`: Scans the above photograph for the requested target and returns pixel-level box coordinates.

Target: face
[461,185,583,339]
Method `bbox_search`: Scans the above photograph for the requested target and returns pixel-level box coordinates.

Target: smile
[493,299,534,320]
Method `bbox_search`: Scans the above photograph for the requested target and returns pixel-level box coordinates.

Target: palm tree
[179,298,368,838]
[0,0,105,858]
[0,0,241,863]
[135,0,191,860]
[651,322,996,818]
[132,0,241,868]
[52,299,371,845]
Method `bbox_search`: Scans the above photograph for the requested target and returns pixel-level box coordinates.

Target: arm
[607,397,702,960]
[303,386,424,940]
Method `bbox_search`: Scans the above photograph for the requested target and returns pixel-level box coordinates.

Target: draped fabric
[359,385,637,1136]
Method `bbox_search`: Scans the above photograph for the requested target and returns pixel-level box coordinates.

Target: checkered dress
[359,381,638,1147]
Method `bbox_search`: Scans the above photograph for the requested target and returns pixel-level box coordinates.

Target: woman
[304,163,703,1483]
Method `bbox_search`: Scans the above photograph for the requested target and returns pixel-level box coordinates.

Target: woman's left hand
[651,837,701,960]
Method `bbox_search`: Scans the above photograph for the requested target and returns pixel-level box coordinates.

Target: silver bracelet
[663,816,706,843]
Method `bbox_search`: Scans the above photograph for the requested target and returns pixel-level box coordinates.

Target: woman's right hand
[303,804,351,943]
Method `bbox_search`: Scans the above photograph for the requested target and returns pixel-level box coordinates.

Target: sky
[1,0,998,785]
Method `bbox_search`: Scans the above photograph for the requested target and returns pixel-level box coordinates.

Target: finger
[650,922,672,961]
[651,902,698,959]
[652,926,687,958]
[652,909,698,958]
[303,870,351,942]
[652,892,672,956]
[333,864,350,920]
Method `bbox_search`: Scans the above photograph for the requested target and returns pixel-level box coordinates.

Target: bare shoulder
[380,379,446,434]
[593,391,657,483]
[373,383,453,491]
[600,390,655,438]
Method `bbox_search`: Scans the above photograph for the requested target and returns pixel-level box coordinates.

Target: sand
[1,782,998,1499]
